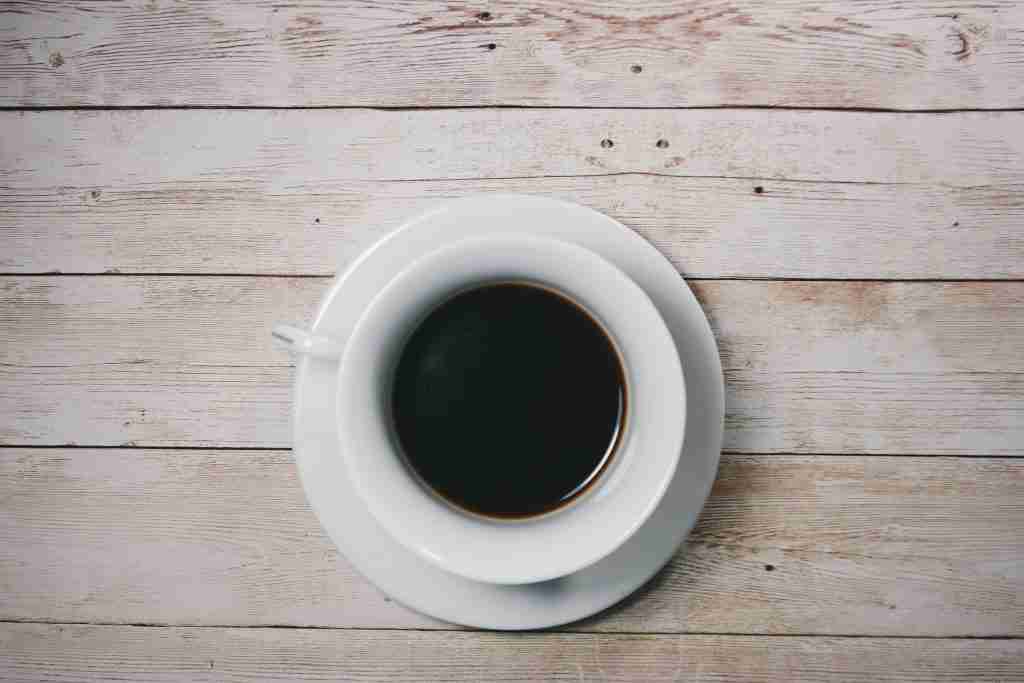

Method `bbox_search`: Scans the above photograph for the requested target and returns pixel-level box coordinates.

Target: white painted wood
[3,110,1023,189]
[3,625,1022,683]
[692,280,1024,455]
[2,1,1022,109]
[0,276,314,448]
[4,109,1022,278]
[3,0,1022,672]
[5,176,1023,278]
[2,625,1023,683]
[2,277,1021,454]
[1,449,1021,635]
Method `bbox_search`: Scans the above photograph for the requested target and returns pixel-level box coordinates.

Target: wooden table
[2,2,1023,680]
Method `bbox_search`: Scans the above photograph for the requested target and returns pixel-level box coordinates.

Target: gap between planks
[2,105,1024,113]
[0,619,1021,640]
[2,445,1024,459]
[3,274,1022,283]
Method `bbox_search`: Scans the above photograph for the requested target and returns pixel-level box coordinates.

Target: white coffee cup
[278,233,685,585]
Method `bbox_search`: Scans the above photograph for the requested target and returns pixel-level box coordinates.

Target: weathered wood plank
[1,449,1021,635]
[4,110,1022,187]
[4,109,1022,278]
[693,280,1024,455]
[2,626,1023,683]
[1,277,1021,454]
[5,177,1023,279]
[0,277,313,448]
[3,625,1021,683]
[2,1,1023,109]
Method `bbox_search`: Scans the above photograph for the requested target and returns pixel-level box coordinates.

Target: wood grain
[4,624,1023,683]
[5,176,1023,279]
[2,1,1023,109]
[1,448,1022,635]
[2,277,1021,454]
[4,109,1022,187]
[4,0,1022,672]
[1,625,1022,683]
[4,109,1022,278]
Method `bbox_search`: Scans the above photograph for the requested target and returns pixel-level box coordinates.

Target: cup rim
[336,232,686,584]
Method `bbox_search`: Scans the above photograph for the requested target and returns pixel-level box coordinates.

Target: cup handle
[272,324,345,359]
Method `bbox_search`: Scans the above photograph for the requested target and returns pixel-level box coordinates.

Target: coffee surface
[391,283,625,518]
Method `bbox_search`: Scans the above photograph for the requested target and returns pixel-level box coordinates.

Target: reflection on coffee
[391,283,626,519]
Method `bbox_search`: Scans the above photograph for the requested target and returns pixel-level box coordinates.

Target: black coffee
[391,282,626,519]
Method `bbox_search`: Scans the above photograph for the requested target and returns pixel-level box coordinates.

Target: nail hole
[656,139,669,149]
[314,217,320,224]
[952,13,959,20]
[764,564,775,572]
[485,42,496,50]
[478,11,492,20]
[754,186,764,194]
[631,64,643,73]
[953,220,959,227]
[600,138,614,149]
[90,189,101,199]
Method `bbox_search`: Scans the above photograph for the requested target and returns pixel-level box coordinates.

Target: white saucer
[292,195,724,630]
